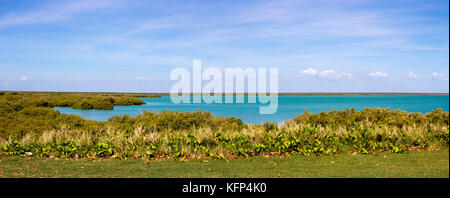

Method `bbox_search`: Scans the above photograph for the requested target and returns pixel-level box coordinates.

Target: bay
[54,95,449,124]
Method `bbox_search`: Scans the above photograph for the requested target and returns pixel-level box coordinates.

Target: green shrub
[0,92,448,160]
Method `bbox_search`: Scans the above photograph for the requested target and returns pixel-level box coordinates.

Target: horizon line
[1,91,448,95]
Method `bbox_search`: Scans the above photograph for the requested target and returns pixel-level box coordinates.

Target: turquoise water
[54,95,449,124]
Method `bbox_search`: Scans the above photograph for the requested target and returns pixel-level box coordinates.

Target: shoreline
[54,107,449,124]
[1,91,448,96]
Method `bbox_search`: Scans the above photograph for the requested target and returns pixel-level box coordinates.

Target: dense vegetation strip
[0,92,448,160]
[0,91,158,110]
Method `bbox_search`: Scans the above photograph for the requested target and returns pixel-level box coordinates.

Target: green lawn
[0,149,448,178]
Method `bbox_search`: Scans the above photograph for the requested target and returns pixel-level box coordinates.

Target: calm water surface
[54,95,449,124]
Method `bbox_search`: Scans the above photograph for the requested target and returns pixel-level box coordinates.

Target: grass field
[0,149,448,178]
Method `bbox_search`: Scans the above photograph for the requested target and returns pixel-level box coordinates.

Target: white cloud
[369,72,388,78]
[407,72,418,79]
[135,76,150,81]
[340,72,352,80]
[2,81,11,87]
[234,0,402,38]
[318,70,352,80]
[300,68,318,76]
[135,76,166,81]
[0,0,123,27]
[298,68,351,80]
[0,76,28,89]
[431,72,448,81]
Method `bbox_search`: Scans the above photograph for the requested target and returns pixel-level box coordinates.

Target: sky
[0,0,448,93]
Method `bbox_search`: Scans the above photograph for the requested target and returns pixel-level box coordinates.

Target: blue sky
[0,0,448,93]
